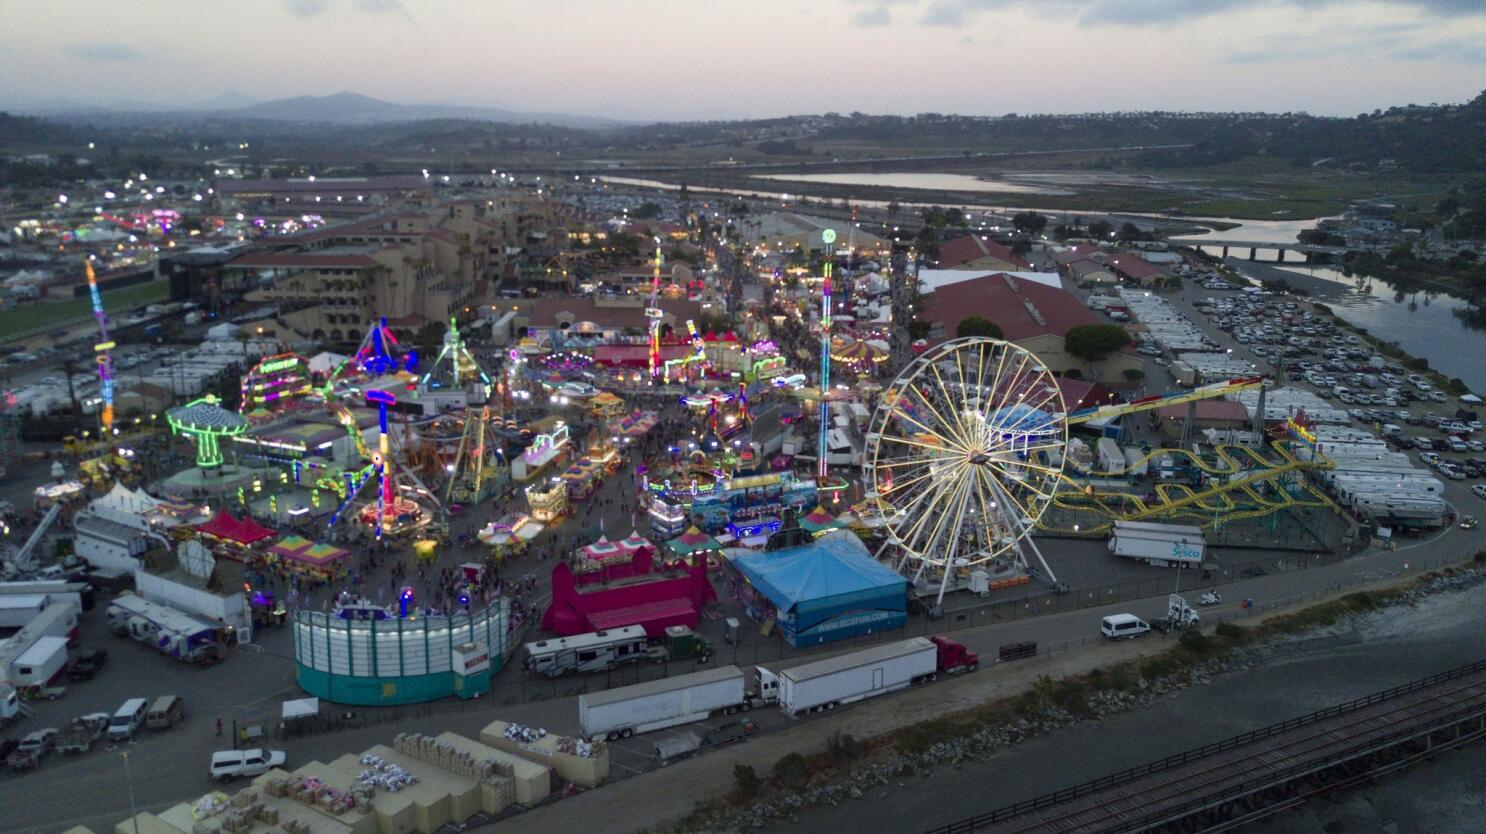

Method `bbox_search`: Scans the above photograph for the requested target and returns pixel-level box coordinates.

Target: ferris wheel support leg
[934,564,954,606]
[1020,531,1059,587]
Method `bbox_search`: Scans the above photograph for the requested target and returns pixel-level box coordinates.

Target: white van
[108,698,149,741]
[1100,614,1151,640]
[1381,424,1403,438]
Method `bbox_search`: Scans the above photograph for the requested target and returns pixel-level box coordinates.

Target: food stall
[525,477,569,523]
[588,391,626,419]
[665,525,723,567]
[33,481,87,511]
[478,514,545,561]
[559,460,603,502]
[194,510,278,563]
[267,535,350,580]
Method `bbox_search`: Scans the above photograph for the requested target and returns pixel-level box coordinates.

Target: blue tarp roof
[731,535,906,613]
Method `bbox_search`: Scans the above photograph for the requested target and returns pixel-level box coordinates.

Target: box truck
[1108,520,1206,567]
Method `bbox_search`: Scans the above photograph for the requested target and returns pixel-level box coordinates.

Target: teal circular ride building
[292,599,510,705]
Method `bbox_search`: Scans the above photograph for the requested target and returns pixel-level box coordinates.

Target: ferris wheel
[864,337,1067,603]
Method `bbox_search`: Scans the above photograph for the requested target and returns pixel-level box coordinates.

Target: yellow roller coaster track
[1042,440,1343,534]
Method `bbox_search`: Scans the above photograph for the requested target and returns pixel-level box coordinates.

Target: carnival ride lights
[647,237,664,379]
[241,354,313,412]
[817,228,837,481]
[167,396,249,470]
[83,260,117,434]
[326,317,416,391]
[419,317,491,390]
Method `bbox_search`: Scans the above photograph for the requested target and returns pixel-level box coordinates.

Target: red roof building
[924,273,1106,341]
[936,235,1030,271]
[921,273,1144,386]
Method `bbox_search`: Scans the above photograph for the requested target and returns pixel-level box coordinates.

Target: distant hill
[214,92,618,129]
[1133,91,1486,173]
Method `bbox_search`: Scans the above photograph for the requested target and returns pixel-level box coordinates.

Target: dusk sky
[4,0,1485,119]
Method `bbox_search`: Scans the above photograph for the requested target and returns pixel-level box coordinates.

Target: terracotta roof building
[936,234,1030,271]
[921,273,1143,386]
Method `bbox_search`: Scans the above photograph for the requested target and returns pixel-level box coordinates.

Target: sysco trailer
[1108,520,1206,567]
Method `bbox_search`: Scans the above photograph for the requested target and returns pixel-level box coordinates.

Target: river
[752,172,1074,196]
[597,173,1485,394]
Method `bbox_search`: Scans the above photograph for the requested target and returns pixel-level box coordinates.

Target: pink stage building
[540,535,717,637]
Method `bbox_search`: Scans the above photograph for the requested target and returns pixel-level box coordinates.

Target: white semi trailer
[1108,520,1206,567]
[776,636,978,717]
[579,665,777,741]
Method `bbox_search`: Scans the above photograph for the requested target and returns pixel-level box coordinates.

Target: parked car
[1473,484,1486,500]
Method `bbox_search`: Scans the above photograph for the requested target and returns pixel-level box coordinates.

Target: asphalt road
[772,567,1486,834]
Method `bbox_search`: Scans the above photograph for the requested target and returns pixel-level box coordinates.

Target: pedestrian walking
[215,717,223,737]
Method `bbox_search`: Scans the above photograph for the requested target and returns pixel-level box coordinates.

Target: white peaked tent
[308,352,350,375]
[94,482,162,515]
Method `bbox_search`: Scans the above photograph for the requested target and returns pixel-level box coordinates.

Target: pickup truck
[702,718,757,747]
[57,713,110,754]
[68,649,109,682]
[210,748,286,782]
[8,728,59,771]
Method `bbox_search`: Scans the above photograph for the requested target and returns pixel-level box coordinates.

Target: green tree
[631,201,662,220]
[1012,211,1047,235]
[1088,220,1113,239]
[955,316,1004,339]
[914,226,940,260]
[1123,368,1146,384]
[1065,324,1132,362]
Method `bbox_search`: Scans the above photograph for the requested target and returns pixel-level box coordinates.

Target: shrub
[772,753,809,789]
[1214,622,1245,642]
[1141,658,1175,681]
[733,764,761,797]
[1178,629,1211,655]
[825,731,859,762]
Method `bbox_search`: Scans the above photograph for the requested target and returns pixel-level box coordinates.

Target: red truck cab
[930,636,980,673]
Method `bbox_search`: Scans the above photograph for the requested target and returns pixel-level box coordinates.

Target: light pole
[122,750,141,834]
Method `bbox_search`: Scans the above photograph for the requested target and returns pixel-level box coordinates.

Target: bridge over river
[1168,237,1347,262]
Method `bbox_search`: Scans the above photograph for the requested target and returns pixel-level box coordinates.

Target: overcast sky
[3,0,1484,119]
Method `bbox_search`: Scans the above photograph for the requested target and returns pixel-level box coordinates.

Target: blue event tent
[730,534,907,647]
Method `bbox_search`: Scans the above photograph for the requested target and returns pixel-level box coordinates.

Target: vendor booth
[589,391,625,419]
[477,515,544,560]
[195,510,277,563]
[560,461,602,501]
[666,525,722,566]
[609,410,658,440]
[727,534,907,647]
[34,481,86,510]
[525,478,569,522]
[267,535,350,580]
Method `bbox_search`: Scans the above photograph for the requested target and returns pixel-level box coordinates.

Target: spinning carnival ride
[865,338,1066,603]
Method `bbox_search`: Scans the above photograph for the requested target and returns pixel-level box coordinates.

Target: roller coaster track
[1043,441,1340,534]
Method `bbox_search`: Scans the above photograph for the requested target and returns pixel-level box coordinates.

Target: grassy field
[0,279,171,344]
